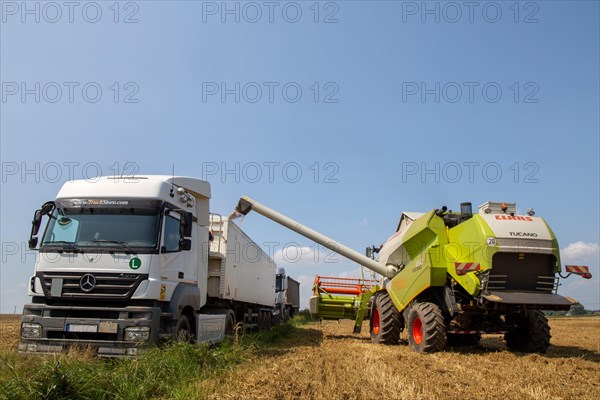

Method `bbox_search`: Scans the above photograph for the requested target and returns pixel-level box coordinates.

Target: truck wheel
[370,292,402,345]
[406,302,446,353]
[174,314,194,342]
[505,311,550,353]
[225,312,235,335]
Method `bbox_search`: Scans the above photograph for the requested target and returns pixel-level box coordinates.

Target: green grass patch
[0,318,306,400]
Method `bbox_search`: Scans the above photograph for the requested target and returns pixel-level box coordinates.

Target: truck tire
[173,314,194,342]
[225,312,235,335]
[370,292,402,345]
[505,311,550,353]
[406,302,446,353]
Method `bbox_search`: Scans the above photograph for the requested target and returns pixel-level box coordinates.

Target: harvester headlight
[124,326,150,341]
[484,207,492,214]
[21,322,42,338]
[527,208,535,216]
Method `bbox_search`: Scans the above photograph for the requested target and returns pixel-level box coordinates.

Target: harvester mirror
[365,247,373,258]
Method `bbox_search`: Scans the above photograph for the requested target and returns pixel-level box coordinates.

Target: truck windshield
[41,208,160,251]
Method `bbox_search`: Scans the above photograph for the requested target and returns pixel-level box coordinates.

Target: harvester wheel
[406,302,446,353]
[370,292,402,345]
[505,311,550,353]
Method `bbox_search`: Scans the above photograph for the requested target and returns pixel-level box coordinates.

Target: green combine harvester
[235,197,592,353]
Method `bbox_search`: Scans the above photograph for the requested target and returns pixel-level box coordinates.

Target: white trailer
[208,216,276,328]
[19,176,280,356]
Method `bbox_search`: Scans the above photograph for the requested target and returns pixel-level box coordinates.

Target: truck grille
[38,272,147,301]
[488,253,557,293]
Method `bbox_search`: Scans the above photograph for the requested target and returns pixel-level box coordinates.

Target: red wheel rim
[412,317,423,345]
[372,308,380,335]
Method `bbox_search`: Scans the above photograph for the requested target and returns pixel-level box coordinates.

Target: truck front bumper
[18,303,162,357]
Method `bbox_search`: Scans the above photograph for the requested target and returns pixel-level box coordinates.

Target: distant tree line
[545,304,599,316]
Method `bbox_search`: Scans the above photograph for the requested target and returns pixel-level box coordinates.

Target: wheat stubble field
[1,315,599,399]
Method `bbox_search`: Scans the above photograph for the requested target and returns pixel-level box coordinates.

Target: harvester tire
[406,302,446,353]
[505,311,550,353]
[370,292,402,345]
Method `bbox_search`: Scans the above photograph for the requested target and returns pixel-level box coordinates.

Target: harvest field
[1,314,599,399]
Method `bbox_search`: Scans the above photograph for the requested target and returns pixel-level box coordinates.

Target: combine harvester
[234,197,592,353]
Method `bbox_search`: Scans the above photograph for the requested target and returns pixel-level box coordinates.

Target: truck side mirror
[31,209,43,236]
[28,209,44,249]
[180,238,192,251]
[28,237,39,249]
[180,212,194,238]
[40,201,55,216]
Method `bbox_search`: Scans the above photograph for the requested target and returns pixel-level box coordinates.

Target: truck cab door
[160,210,196,284]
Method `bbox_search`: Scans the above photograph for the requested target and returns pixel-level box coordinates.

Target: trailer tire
[370,292,402,345]
[406,302,446,353]
[505,311,550,353]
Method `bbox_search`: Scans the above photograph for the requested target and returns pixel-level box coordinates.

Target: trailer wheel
[174,314,194,342]
[369,292,402,345]
[505,311,550,353]
[406,302,446,353]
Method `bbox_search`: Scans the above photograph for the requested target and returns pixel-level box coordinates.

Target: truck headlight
[21,323,42,338]
[124,326,150,341]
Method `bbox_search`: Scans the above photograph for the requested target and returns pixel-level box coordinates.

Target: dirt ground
[2,315,599,399]
[201,317,600,400]
[0,315,20,353]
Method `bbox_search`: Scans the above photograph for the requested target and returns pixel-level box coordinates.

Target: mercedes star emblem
[80,274,96,292]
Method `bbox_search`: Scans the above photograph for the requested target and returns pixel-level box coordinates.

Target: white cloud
[561,241,600,264]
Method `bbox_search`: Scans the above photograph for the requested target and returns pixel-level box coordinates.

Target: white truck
[19,176,286,356]
[274,269,300,322]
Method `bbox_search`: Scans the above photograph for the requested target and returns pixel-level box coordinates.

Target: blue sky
[1,0,599,311]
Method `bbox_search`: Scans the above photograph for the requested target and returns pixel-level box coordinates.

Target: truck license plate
[66,324,98,333]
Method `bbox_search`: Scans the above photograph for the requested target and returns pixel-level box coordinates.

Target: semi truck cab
[19,176,215,356]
